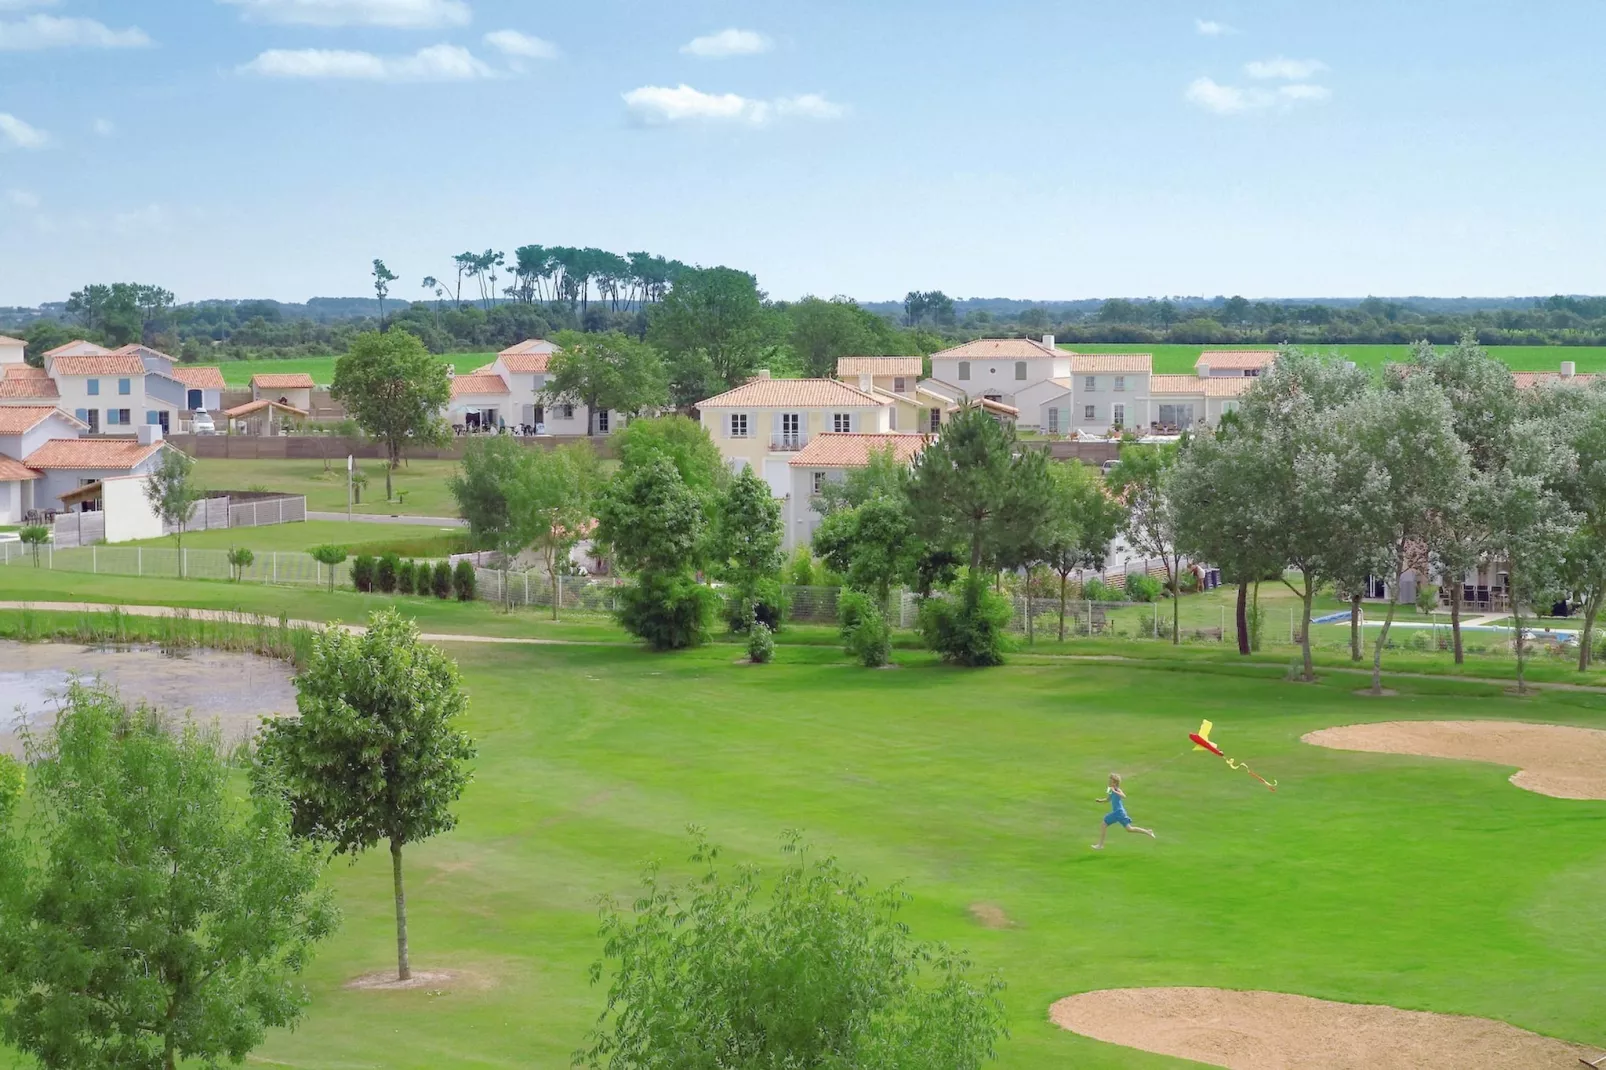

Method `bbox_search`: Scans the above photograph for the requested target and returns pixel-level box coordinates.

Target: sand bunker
[1303,720,1606,800]
[344,969,491,992]
[1050,988,1596,1069]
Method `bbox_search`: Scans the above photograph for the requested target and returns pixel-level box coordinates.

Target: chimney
[137,423,163,445]
[447,363,456,378]
[753,369,771,380]
[859,374,872,393]
[1197,362,1211,379]
[1561,360,1576,379]
[1042,333,1056,350]
[1345,361,1357,370]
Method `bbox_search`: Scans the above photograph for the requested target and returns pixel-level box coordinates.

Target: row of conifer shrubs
[351,553,475,601]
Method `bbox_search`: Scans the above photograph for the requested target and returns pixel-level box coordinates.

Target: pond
[0,641,298,758]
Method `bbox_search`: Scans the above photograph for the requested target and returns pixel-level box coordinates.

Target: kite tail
[1223,756,1277,791]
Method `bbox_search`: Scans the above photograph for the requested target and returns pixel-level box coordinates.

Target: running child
[1093,773,1156,849]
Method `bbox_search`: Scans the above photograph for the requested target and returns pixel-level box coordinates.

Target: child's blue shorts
[1104,812,1132,827]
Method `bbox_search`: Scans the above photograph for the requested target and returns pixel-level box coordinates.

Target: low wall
[1032,440,1123,465]
[168,434,616,461]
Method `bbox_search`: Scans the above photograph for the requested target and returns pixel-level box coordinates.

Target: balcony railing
[770,432,810,451]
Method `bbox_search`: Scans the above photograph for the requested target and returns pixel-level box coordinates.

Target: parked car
[1101,459,1121,475]
[191,410,216,435]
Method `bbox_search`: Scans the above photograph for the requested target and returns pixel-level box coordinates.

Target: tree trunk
[1449,571,1464,664]
[1251,580,1261,652]
[1235,580,1249,655]
[1058,571,1068,642]
[1170,558,1180,645]
[970,532,983,573]
[1578,595,1600,673]
[1371,578,1402,694]
[1300,577,1315,681]
[391,838,411,981]
[1350,592,1362,660]
[1513,602,1528,695]
[1025,565,1034,646]
[551,565,560,621]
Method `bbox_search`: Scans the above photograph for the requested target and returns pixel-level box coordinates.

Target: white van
[191,410,217,435]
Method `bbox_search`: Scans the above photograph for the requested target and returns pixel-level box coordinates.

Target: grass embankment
[124,519,466,557]
[6,607,1600,1067]
[1068,343,1606,375]
[191,458,465,518]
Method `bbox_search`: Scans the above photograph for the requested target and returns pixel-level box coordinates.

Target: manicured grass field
[192,458,465,518]
[122,519,463,556]
[212,353,488,389]
[7,604,1601,1068]
[1068,343,1606,375]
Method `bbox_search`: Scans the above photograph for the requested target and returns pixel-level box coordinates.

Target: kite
[1190,719,1277,791]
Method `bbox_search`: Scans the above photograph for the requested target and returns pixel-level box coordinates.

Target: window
[74,408,87,422]
[1014,361,1027,380]
[958,361,970,381]
[833,412,852,433]
[118,378,131,395]
[1083,405,1096,420]
[893,377,907,393]
[929,407,942,432]
[560,403,574,420]
[1112,403,1125,428]
[1084,376,1096,392]
[86,410,99,433]
[186,388,202,410]
[730,412,749,438]
[780,412,801,446]
[87,379,100,396]
[812,471,826,494]
[888,407,897,431]
[147,411,161,424]
[108,408,131,426]
[596,410,609,434]
[1114,376,1125,392]
[1047,408,1060,434]
[1157,403,1196,428]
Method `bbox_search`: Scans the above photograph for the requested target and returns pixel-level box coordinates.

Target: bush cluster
[838,590,892,668]
[746,621,775,664]
[1124,574,1162,603]
[618,572,716,651]
[352,554,458,599]
[918,576,1011,667]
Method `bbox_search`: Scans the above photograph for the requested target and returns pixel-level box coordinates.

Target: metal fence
[0,540,350,587]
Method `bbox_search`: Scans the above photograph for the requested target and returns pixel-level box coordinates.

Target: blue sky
[2,0,1605,306]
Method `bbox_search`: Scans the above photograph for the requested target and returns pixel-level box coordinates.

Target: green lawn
[123,519,464,556]
[1066,343,1606,375]
[192,457,465,517]
[212,353,491,389]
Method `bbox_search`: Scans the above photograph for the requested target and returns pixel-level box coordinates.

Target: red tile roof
[450,373,510,397]
[789,432,928,468]
[499,339,560,358]
[1069,352,1153,373]
[0,453,40,481]
[836,356,924,377]
[224,399,309,418]
[0,406,80,434]
[0,335,25,346]
[1149,375,1256,398]
[23,437,164,470]
[110,344,178,363]
[4,365,49,379]
[50,354,146,376]
[250,372,316,389]
[0,376,59,399]
[498,352,555,373]
[1513,371,1599,389]
[699,378,886,408]
[1197,349,1277,370]
[169,366,227,390]
[43,340,111,358]
[931,338,1062,360]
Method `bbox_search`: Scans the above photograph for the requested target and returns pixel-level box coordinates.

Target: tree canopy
[331,331,451,499]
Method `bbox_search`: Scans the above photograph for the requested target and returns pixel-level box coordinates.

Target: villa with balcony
[696,375,894,495]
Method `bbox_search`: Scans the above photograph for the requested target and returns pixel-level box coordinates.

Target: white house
[1196,350,1277,377]
[783,432,928,551]
[696,376,895,496]
[45,350,148,435]
[447,372,512,431]
[452,339,626,435]
[0,406,83,523]
[0,335,25,367]
[928,336,1069,408]
[250,373,315,411]
[42,339,112,359]
[23,425,168,512]
[1010,350,1257,435]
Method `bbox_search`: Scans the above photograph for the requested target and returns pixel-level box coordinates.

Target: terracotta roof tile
[1069,352,1153,373]
[224,399,308,418]
[110,344,178,363]
[169,366,226,390]
[0,453,40,481]
[836,356,924,377]
[43,340,111,358]
[789,432,928,468]
[0,335,25,345]
[1202,377,1255,397]
[1197,349,1277,370]
[932,338,1062,360]
[1149,375,1207,395]
[50,354,146,376]
[250,372,316,389]
[498,352,555,373]
[948,397,1020,417]
[4,366,49,379]
[449,373,510,397]
[698,378,887,409]
[0,377,59,400]
[499,338,560,358]
[0,406,75,434]
[24,437,164,470]
[1514,371,1599,389]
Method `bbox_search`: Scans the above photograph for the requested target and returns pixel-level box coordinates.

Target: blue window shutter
[87,379,99,396]
[119,378,130,395]
[147,411,160,425]
[75,408,87,422]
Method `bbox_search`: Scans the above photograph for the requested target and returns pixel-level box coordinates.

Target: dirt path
[1304,720,1606,799]
[1050,987,1597,1069]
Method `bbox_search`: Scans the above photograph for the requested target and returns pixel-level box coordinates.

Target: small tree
[1107,443,1183,644]
[918,575,1012,667]
[577,830,1007,1070]
[595,452,714,650]
[350,554,376,593]
[433,560,453,599]
[709,464,785,630]
[226,545,255,582]
[255,611,475,982]
[453,559,476,601]
[543,330,669,436]
[746,620,775,664]
[309,544,347,593]
[505,443,600,621]
[376,552,399,593]
[19,525,48,566]
[143,449,204,576]
[396,559,416,595]
[0,686,337,1070]
[331,331,450,501]
[1042,461,1125,642]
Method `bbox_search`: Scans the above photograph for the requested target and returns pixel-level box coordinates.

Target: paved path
[307,511,466,527]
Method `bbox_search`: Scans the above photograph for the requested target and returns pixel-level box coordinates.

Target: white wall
[929,356,1068,402]
[0,340,24,366]
[0,479,17,524]
[103,476,163,542]
[56,375,147,432]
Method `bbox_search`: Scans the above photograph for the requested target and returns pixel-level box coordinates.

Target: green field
[212,353,492,389]
[1067,343,1606,375]
[123,519,463,556]
[192,458,465,517]
[2,593,1603,1068]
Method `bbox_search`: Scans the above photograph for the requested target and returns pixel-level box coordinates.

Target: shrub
[453,559,476,601]
[376,553,400,594]
[432,560,452,599]
[1125,574,1162,603]
[837,589,875,638]
[786,546,816,587]
[1082,578,1117,603]
[845,602,892,668]
[395,560,415,595]
[350,554,376,593]
[307,544,348,593]
[725,578,786,634]
[19,525,48,566]
[918,576,1011,667]
[226,546,255,583]
[746,621,775,664]
[617,571,717,651]
[1177,570,1200,595]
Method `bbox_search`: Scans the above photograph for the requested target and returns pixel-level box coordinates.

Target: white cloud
[1245,56,1327,80]
[483,29,556,60]
[6,188,40,208]
[680,28,771,58]
[1184,75,1331,115]
[92,117,113,136]
[622,84,844,127]
[240,43,495,81]
[0,112,48,149]
[1194,18,1236,36]
[219,0,470,28]
[0,13,150,49]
